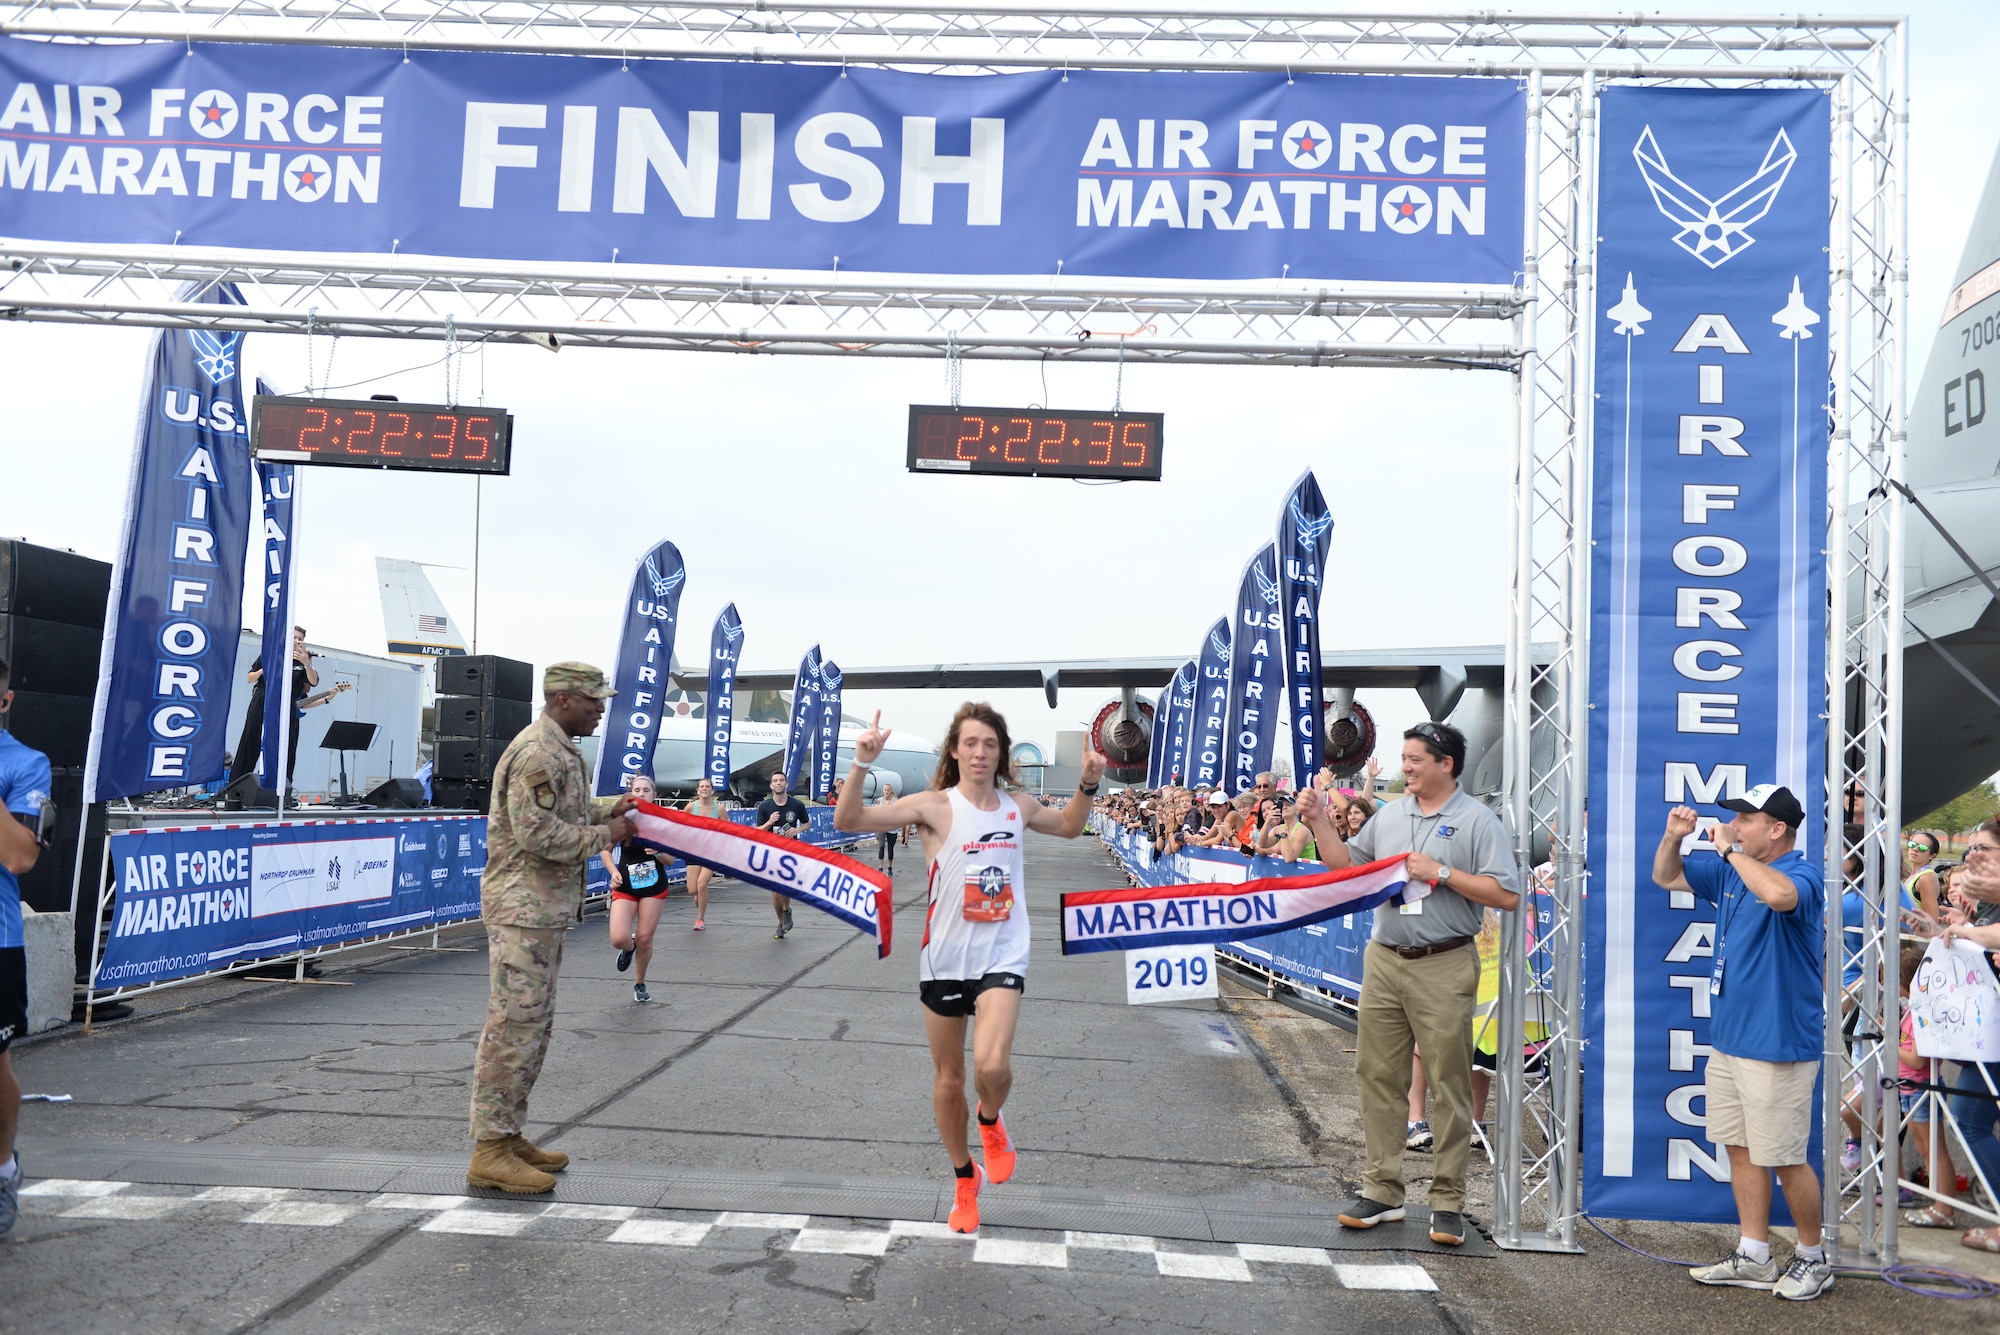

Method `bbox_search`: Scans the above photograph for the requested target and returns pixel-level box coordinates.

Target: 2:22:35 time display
[906,405,1164,481]
[252,395,514,476]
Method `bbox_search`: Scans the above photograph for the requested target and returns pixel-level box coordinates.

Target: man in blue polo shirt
[0,653,54,1239]
[1654,783,1829,1302]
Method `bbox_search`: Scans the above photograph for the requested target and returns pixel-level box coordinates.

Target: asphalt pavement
[2,833,1987,1333]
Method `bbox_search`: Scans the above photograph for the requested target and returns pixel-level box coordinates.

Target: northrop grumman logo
[1632,126,1796,269]
[189,330,241,385]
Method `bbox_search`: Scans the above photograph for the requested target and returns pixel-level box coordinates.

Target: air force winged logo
[1290,497,1334,553]
[188,330,241,385]
[1208,628,1231,660]
[1253,561,1282,607]
[644,555,686,600]
[1632,126,1796,269]
[721,618,745,643]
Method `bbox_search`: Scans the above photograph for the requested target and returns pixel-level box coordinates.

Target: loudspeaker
[0,616,103,697]
[222,772,279,809]
[363,777,427,809]
[435,654,534,703]
[434,737,503,781]
[1,691,94,767]
[0,541,112,629]
[435,694,533,741]
[431,777,492,813]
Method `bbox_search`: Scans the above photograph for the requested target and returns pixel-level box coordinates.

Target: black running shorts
[919,972,1025,1017]
[0,946,27,1052]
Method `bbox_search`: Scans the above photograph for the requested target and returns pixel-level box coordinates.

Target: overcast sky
[3,2,1994,765]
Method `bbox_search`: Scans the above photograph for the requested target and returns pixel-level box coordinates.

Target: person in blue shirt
[1654,783,1831,1303]
[0,654,54,1239]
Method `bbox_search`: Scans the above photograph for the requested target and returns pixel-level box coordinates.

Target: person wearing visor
[1654,783,1831,1301]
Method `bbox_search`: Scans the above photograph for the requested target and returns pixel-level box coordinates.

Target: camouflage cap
[543,661,616,698]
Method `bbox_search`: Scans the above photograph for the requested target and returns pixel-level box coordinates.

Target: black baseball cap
[1718,783,1806,828]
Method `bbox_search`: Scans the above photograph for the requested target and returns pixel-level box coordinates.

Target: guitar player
[226,626,347,796]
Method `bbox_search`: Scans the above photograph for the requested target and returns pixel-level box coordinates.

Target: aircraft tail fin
[377,558,470,660]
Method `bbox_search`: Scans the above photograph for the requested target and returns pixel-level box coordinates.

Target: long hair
[931,701,1018,791]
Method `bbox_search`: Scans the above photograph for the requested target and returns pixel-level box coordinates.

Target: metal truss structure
[0,7,1910,1262]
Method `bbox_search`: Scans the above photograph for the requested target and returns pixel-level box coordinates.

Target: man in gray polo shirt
[1300,721,1520,1246]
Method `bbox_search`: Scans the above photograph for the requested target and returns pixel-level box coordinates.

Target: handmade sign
[1910,937,2000,1063]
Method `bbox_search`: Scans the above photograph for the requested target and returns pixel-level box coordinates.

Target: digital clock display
[253,396,514,476]
[907,405,1163,481]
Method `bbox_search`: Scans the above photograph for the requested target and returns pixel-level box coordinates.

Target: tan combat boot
[502,1134,569,1172]
[466,1137,556,1194]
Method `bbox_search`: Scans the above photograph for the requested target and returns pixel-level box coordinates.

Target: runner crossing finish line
[625,802,893,957]
[1059,856,1420,955]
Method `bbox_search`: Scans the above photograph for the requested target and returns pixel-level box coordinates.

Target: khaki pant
[469,923,566,1141]
[1354,939,1480,1211]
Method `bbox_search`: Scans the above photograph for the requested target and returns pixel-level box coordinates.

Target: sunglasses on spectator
[1410,722,1449,748]
[1907,840,1937,852]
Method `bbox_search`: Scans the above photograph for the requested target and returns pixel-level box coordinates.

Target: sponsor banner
[95,816,487,987]
[1584,88,1830,1222]
[84,282,253,802]
[1061,852,1416,955]
[814,659,843,800]
[782,646,821,788]
[1277,472,1332,783]
[594,540,686,796]
[1223,542,1283,794]
[0,41,1525,285]
[626,802,891,956]
[252,379,300,791]
[1187,618,1232,788]
[704,603,743,795]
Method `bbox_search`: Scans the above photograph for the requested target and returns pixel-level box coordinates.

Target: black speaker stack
[432,654,535,812]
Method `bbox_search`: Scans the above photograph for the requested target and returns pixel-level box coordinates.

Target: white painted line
[244,1201,359,1227]
[540,1203,637,1222]
[1155,1251,1254,1282]
[1334,1263,1437,1292]
[194,1186,295,1204]
[22,1179,129,1198]
[791,1227,891,1256]
[421,1207,538,1237]
[1237,1243,1333,1266]
[1065,1230,1157,1252]
[367,1193,470,1211]
[973,1238,1069,1268]
[607,1219,714,1247]
[887,1220,964,1240]
[716,1211,810,1230]
[59,1195,185,1221]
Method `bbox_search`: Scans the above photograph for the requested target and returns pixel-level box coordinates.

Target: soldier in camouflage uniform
[466,661,635,1194]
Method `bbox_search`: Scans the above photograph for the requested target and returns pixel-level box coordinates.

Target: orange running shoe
[976,1106,1017,1185]
[947,1162,986,1233]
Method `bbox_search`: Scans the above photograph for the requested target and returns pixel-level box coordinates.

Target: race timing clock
[253,396,514,476]
[906,405,1164,481]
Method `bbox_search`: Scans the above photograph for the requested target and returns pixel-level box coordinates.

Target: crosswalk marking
[975,1238,1070,1268]
[793,1227,893,1256]
[245,1201,359,1227]
[607,1218,713,1247]
[1333,1262,1436,1291]
[1155,1252,1254,1282]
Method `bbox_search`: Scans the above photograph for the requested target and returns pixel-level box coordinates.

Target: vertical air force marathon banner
[1187,618,1232,789]
[1584,88,1830,1223]
[1223,543,1283,794]
[0,42,1522,284]
[85,283,252,803]
[594,541,685,797]
[1278,472,1333,783]
[704,603,743,795]
[252,379,301,793]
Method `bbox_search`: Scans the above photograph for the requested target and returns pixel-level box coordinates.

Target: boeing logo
[1632,125,1796,269]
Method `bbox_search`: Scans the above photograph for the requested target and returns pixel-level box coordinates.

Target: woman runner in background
[876,782,900,872]
[683,777,720,931]
[601,774,672,1003]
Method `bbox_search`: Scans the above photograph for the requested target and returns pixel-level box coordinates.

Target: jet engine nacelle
[1323,700,1377,777]
[1089,697,1155,785]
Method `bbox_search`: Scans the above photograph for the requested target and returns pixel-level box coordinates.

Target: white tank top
[921,787,1030,982]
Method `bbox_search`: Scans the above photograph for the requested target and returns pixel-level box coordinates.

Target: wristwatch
[1437,865,1454,883]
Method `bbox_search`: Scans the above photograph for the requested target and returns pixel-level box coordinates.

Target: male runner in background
[835,705,1106,1234]
[0,654,52,1238]
[757,770,809,939]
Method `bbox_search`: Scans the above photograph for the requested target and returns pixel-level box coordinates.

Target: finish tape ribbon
[1059,856,1419,956]
[629,802,894,958]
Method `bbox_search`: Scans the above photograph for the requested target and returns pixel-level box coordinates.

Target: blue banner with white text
[84,282,252,802]
[1187,619,1232,789]
[253,380,300,792]
[704,603,743,795]
[1161,660,1196,787]
[95,815,487,988]
[1223,543,1283,794]
[1584,87,1830,1223]
[814,660,843,800]
[1277,472,1332,784]
[782,647,821,789]
[0,41,1525,285]
[593,540,685,796]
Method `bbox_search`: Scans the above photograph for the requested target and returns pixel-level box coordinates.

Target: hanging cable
[444,314,459,406]
[305,307,318,395]
[945,330,962,409]
[1114,335,1126,414]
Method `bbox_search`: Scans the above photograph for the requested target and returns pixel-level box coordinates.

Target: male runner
[834,704,1106,1233]
[757,770,809,938]
[0,655,52,1238]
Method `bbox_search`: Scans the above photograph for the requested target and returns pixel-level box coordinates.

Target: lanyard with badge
[1400,805,1447,915]
[1710,851,1752,997]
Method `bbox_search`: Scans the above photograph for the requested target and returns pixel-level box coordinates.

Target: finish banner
[1277,471,1333,783]
[1223,542,1283,794]
[813,659,843,800]
[592,540,685,797]
[84,282,253,802]
[628,802,891,957]
[1187,618,1232,788]
[0,41,1525,285]
[252,378,300,793]
[95,814,487,988]
[1060,854,1416,955]
[703,603,743,795]
[1584,87,1830,1223]
[782,646,821,789]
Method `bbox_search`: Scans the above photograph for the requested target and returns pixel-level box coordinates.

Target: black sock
[953,1161,975,1179]
[977,1110,998,1126]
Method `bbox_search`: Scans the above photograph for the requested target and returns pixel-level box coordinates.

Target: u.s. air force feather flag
[593,540,686,796]
[629,801,892,957]
[1060,855,1419,955]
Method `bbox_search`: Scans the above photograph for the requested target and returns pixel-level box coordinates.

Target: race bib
[628,860,660,890]
[963,863,1014,923]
